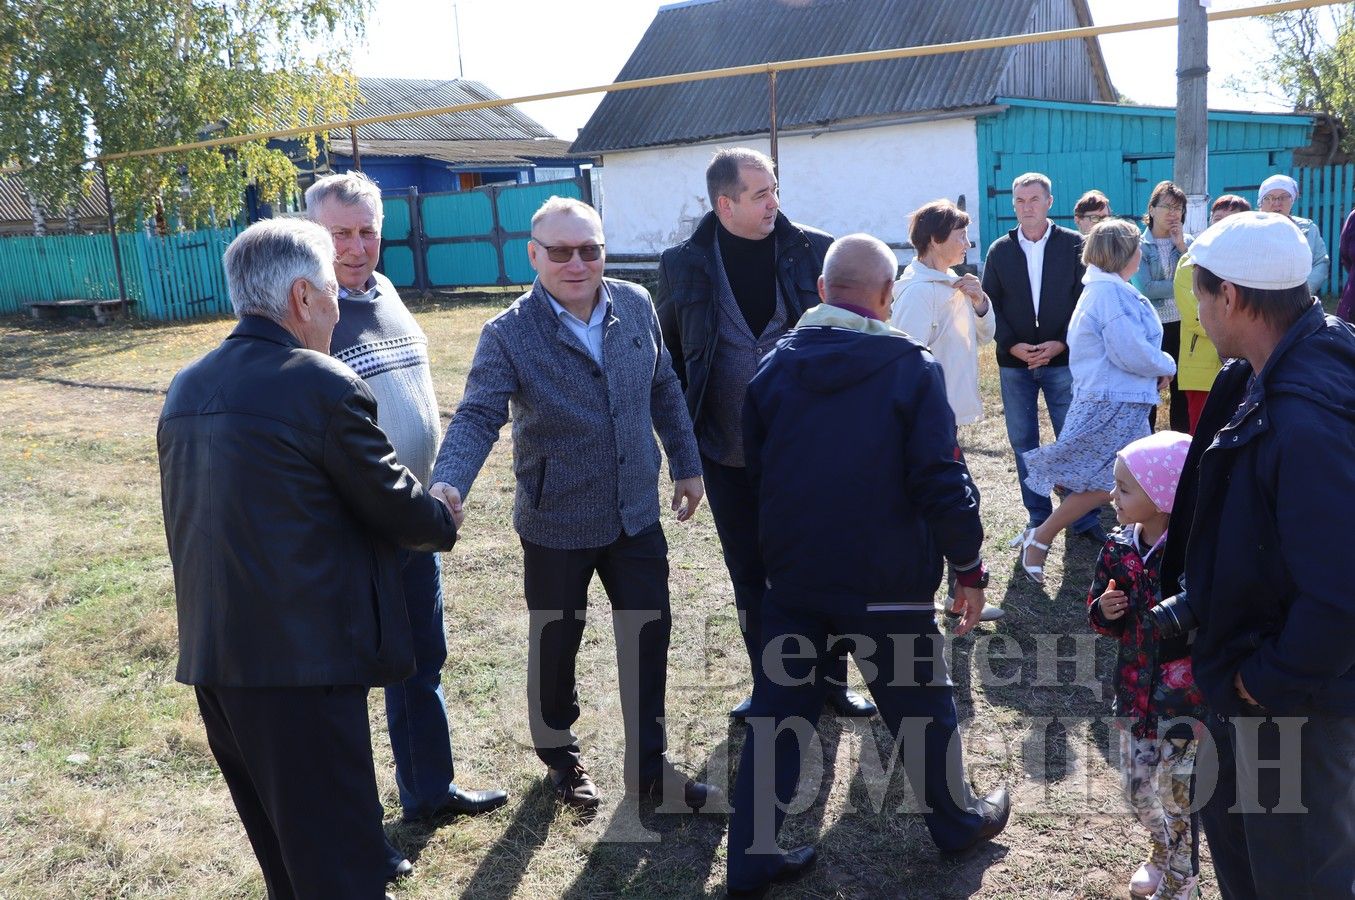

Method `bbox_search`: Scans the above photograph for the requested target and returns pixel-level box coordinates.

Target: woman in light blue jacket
[1018,218,1176,583]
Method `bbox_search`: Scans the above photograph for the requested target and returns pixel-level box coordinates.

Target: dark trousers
[521,522,671,789]
[1199,713,1355,899]
[727,600,984,890]
[384,549,456,818]
[701,455,849,689]
[195,685,388,900]
[1149,321,1191,432]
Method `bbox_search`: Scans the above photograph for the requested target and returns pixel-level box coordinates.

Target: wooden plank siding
[976,99,1312,257]
[996,0,1105,104]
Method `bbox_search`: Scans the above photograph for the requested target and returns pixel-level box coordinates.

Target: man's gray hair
[305,171,384,221]
[1011,172,1052,195]
[706,147,775,208]
[223,218,335,323]
[530,195,601,230]
[822,233,897,291]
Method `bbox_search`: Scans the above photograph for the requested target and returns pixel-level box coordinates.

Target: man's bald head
[818,234,898,319]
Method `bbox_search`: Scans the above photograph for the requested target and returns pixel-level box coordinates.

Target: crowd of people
[155,152,1355,900]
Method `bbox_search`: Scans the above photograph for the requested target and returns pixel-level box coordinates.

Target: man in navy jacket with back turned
[726,234,1010,896]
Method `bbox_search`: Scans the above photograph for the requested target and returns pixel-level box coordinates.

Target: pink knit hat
[1117,431,1192,514]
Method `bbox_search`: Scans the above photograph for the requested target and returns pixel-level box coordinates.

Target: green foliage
[1243,7,1355,157]
[1,0,370,228]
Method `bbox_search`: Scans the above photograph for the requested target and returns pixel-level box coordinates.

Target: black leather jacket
[654,211,833,428]
[158,316,458,688]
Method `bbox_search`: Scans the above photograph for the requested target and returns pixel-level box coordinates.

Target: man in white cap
[1160,210,1355,897]
[1257,173,1330,295]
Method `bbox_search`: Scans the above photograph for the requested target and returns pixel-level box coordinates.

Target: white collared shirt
[1016,220,1052,322]
[546,283,610,364]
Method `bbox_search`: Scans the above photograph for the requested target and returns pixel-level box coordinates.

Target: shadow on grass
[451,781,556,899]
[0,314,220,378]
[971,511,1120,784]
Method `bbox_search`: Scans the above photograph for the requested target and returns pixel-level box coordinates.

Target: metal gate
[379,177,589,291]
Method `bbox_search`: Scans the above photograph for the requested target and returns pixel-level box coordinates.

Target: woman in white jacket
[892,199,1001,622]
[891,199,996,426]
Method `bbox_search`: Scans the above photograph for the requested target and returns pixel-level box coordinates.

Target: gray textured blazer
[431,278,701,550]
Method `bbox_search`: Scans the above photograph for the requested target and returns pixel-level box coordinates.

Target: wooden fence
[0,165,1350,322]
[0,225,241,321]
[1295,163,1354,299]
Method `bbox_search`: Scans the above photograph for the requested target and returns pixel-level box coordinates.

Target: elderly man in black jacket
[158,218,460,899]
[726,234,1010,896]
[1161,212,1355,898]
[656,146,875,721]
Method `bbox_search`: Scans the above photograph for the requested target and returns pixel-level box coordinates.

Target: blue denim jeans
[384,550,455,817]
[998,364,1100,533]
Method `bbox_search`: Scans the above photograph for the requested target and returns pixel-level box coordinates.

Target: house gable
[572,0,1115,154]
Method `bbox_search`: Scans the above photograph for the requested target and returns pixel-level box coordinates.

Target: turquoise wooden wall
[976,97,1314,254]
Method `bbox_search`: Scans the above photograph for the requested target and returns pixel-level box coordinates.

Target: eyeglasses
[531,238,604,263]
[1153,204,1185,214]
[1077,212,1110,223]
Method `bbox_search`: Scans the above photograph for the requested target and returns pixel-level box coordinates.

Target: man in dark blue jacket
[656,147,874,721]
[725,234,1010,896]
[1164,211,1355,897]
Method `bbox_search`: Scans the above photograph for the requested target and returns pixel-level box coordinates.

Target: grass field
[0,298,1215,898]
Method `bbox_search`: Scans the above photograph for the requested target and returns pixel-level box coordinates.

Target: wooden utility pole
[1175,0,1210,235]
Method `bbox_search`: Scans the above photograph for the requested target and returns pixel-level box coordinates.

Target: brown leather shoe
[547,764,600,814]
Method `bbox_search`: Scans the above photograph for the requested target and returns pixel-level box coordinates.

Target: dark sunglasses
[532,238,604,263]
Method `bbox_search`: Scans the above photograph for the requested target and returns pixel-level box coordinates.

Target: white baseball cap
[1189,211,1310,291]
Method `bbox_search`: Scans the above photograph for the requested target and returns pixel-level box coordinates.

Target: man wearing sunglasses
[429,196,715,816]
[656,147,876,722]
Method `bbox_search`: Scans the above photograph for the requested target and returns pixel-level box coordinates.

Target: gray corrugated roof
[0,170,107,225]
[331,138,586,166]
[331,78,558,143]
[573,0,1048,152]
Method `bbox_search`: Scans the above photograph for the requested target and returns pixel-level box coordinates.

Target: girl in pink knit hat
[1088,430,1207,900]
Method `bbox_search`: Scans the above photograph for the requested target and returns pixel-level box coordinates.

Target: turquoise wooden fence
[0,224,241,320]
[0,232,142,314]
[380,176,588,291]
[1295,164,1354,298]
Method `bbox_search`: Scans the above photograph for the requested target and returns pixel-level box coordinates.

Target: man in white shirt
[980,172,1105,544]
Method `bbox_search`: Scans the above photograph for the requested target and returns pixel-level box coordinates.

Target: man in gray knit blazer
[430,197,715,815]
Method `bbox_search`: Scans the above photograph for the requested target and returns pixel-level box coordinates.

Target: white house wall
[595,117,981,265]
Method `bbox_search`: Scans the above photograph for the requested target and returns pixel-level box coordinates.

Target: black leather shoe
[825,688,876,718]
[634,765,723,812]
[942,787,1011,854]
[1075,523,1110,546]
[403,785,508,823]
[729,696,753,719]
[728,844,817,897]
[386,858,413,883]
